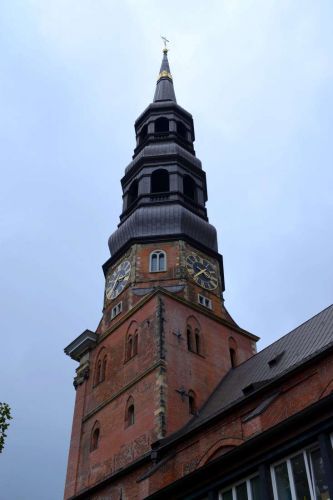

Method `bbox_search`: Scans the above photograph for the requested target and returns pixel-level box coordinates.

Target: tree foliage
[0,402,12,453]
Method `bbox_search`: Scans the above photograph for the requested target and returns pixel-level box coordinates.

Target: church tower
[64,49,258,499]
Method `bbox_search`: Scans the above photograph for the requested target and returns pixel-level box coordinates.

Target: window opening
[230,348,237,368]
[155,117,169,133]
[198,294,212,309]
[90,427,100,452]
[271,446,330,500]
[151,169,169,193]
[177,121,187,139]
[111,301,122,320]
[139,124,148,143]
[150,250,167,272]
[96,360,102,384]
[188,391,196,415]
[126,336,133,361]
[125,397,135,428]
[133,331,138,356]
[101,355,107,382]
[220,474,260,500]
[195,329,200,354]
[128,179,138,207]
[183,174,196,201]
[187,327,193,351]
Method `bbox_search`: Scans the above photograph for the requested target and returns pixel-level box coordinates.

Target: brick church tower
[64,49,258,499]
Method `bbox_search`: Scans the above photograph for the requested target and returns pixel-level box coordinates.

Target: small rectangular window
[111,301,122,319]
[198,294,212,310]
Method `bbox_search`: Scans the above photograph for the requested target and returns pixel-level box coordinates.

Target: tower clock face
[186,253,218,290]
[105,260,131,300]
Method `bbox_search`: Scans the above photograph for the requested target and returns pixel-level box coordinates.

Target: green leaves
[0,402,12,453]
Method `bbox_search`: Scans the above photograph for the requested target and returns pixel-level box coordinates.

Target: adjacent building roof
[178,304,333,435]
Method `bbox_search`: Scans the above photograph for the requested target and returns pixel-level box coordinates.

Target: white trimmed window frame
[270,445,328,500]
[149,250,167,272]
[198,293,212,310]
[219,474,260,500]
[111,301,122,319]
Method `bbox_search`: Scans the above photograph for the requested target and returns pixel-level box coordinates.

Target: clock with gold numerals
[105,260,131,300]
[186,253,218,290]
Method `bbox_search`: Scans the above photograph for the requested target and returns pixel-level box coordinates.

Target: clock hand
[194,265,210,279]
[110,276,119,295]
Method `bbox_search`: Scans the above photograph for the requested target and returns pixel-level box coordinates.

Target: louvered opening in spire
[153,49,177,103]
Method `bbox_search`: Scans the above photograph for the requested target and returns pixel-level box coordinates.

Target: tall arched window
[186,316,202,355]
[155,117,169,133]
[187,327,193,351]
[126,335,133,361]
[94,349,108,386]
[125,322,139,361]
[177,121,187,139]
[125,397,135,428]
[194,329,201,355]
[188,391,197,415]
[90,423,100,452]
[127,179,138,207]
[151,169,169,193]
[139,124,148,143]
[101,355,107,382]
[229,337,238,368]
[183,175,196,201]
[230,348,236,368]
[133,330,138,356]
[150,250,167,272]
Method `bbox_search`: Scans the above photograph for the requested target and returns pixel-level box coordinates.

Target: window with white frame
[111,301,122,319]
[149,250,166,272]
[220,474,261,500]
[271,446,330,500]
[198,294,212,310]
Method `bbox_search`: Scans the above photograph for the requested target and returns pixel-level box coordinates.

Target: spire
[153,48,177,103]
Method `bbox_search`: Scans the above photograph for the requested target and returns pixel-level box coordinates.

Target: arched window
[188,391,197,415]
[127,179,138,207]
[230,348,237,368]
[125,397,135,428]
[139,124,148,143]
[126,335,133,361]
[187,327,193,352]
[94,349,108,386]
[125,322,139,362]
[229,337,238,368]
[90,423,100,452]
[183,175,196,201]
[194,329,201,355]
[186,317,202,355]
[176,121,187,139]
[133,330,138,356]
[101,355,107,382]
[96,360,102,384]
[151,169,169,193]
[155,117,169,133]
[150,250,167,272]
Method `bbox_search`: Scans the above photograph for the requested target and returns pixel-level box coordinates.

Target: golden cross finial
[161,36,170,53]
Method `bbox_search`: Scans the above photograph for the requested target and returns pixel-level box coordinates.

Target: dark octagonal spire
[153,49,177,103]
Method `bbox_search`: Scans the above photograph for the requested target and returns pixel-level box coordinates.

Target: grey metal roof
[185,303,333,432]
[125,142,202,175]
[108,204,218,256]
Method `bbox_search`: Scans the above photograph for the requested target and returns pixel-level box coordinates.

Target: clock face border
[105,259,131,301]
[186,253,218,291]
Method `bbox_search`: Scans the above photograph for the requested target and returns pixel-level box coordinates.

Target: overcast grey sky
[1,1,332,498]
